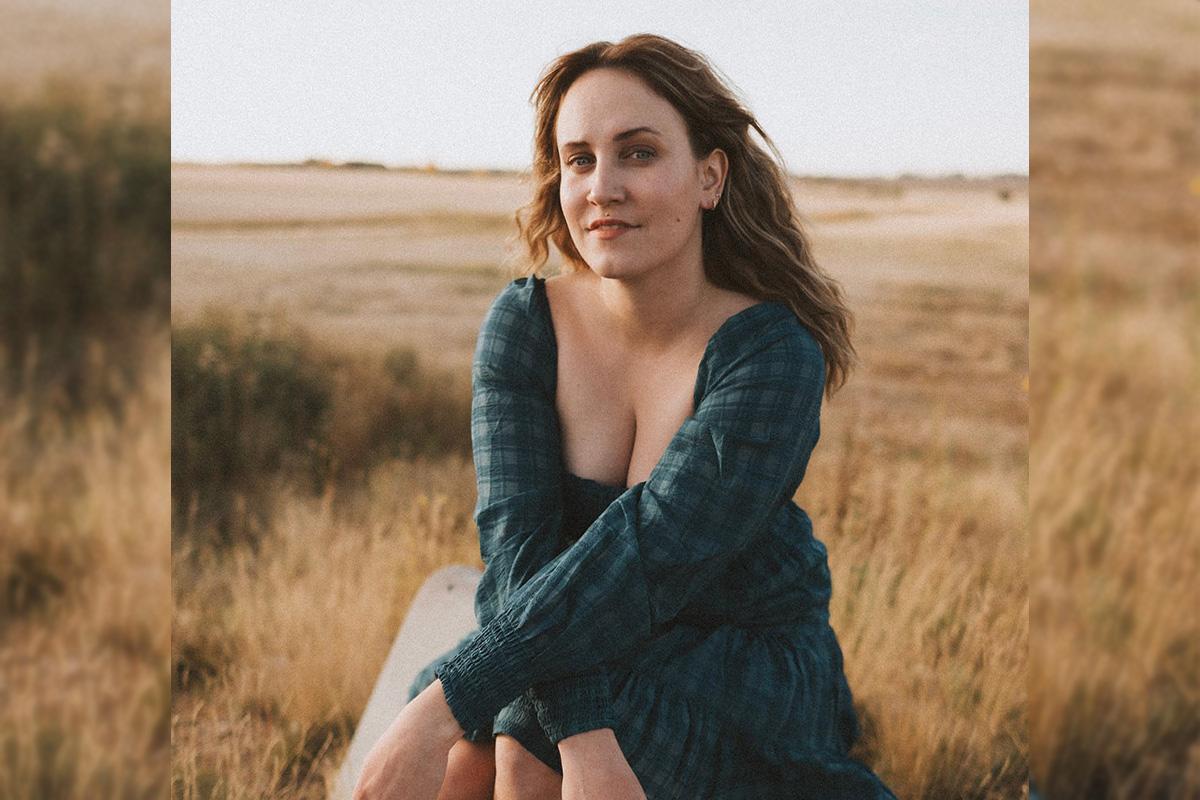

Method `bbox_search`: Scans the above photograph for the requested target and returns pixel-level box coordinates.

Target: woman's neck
[591,263,715,353]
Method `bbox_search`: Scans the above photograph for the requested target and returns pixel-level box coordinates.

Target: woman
[355,34,896,800]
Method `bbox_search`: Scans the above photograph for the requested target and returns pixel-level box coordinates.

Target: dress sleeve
[437,309,826,734]
[468,279,617,742]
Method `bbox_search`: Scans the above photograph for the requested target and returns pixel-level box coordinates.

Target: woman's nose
[586,159,625,206]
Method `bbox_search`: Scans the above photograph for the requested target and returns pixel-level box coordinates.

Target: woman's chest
[555,330,704,488]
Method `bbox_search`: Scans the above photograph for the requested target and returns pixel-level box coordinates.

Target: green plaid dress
[413,277,895,799]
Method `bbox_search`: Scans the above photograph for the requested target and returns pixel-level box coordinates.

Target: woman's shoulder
[698,299,826,400]
[479,276,556,335]
[542,267,596,314]
[706,298,823,367]
[474,276,555,376]
[484,275,547,319]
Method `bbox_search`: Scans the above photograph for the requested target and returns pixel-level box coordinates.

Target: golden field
[10,0,1199,791]
[1029,0,1200,796]
[1,1,169,796]
[171,162,1029,800]
[1,338,171,799]
[0,0,166,103]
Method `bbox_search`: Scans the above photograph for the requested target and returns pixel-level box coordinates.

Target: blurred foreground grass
[0,79,168,409]
[1029,38,1200,798]
[1,338,170,799]
[0,79,169,797]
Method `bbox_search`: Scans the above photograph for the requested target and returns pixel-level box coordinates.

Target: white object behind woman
[331,565,481,800]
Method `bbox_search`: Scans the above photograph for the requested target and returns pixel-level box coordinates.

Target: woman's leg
[494,734,562,800]
[435,738,497,800]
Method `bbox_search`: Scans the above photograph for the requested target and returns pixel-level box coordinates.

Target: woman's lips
[588,219,638,239]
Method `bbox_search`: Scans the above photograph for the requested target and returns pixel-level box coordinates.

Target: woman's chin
[580,258,646,282]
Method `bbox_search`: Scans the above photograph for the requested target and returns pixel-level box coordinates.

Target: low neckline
[563,469,628,494]
[531,276,789,492]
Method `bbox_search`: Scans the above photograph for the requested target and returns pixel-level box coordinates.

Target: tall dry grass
[0,335,170,799]
[0,79,168,409]
[1029,34,1200,798]
[812,433,1027,798]
[1,27,169,793]
[169,413,1028,800]
[1031,288,1200,797]
[171,270,1029,799]
[172,457,481,799]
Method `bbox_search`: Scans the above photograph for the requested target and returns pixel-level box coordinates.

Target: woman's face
[555,68,724,283]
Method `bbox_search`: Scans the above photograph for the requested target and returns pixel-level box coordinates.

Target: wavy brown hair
[516,34,855,395]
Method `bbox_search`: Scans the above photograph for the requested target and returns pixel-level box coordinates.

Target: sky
[172,0,1028,177]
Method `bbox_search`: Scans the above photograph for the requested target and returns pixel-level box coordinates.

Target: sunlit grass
[171,272,1029,799]
[1,337,170,799]
[171,457,482,798]
[1,39,169,795]
[1029,35,1200,798]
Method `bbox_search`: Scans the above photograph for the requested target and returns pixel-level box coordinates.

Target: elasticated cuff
[435,614,533,734]
[533,671,617,744]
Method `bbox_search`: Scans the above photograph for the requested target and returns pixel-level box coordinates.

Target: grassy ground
[5,0,1029,797]
[1029,3,1200,794]
[1,337,170,799]
[171,166,1029,798]
[0,2,169,792]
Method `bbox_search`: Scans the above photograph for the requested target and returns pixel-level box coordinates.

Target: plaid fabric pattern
[432,278,895,799]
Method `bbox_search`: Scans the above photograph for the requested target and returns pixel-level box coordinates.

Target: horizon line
[170,158,1030,183]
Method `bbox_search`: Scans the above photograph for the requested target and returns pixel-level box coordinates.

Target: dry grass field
[1,1,169,797]
[0,0,166,105]
[171,165,1026,373]
[1,338,171,799]
[14,0,1198,792]
[1030,0,1200,796]
[171,162,1029,800]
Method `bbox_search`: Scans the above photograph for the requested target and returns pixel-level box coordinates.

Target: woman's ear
[700,148,728,208]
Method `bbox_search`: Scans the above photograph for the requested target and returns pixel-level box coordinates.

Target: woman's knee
[494,734,561,800]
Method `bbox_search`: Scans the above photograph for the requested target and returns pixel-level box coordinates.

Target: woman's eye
[629,149,654,161]
[566,154,594,168]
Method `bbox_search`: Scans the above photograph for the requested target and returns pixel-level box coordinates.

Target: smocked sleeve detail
[438,307,825,734]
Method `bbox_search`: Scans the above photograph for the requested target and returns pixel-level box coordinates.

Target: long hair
[516,34,855,395]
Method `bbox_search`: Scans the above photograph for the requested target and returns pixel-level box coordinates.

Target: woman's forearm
[353,680,464,800]
[559,728,646,800]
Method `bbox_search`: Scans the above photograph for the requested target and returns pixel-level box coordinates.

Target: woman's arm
[469,278,617,739]
[436,307,825,735]
[354,680,463,800]
[559,729,646,800]
[358,280,630,800]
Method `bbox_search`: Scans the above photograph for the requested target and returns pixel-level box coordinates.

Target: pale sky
[172,0,1028,177]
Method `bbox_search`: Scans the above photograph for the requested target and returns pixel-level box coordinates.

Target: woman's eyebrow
[560,126,663,151]
[613,126,661,141]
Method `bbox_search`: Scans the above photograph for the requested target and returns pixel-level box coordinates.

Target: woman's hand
[559,728,646,800]
[353,679,464,800]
